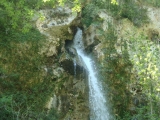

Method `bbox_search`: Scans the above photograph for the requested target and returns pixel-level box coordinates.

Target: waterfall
[73,58,76,78]
[73,28,111,120]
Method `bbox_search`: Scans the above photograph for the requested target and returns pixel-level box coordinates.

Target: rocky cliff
[34,3,160,120]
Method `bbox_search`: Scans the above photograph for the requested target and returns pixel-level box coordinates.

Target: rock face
[35,7,89,119]
[81,4,160,118]
[44,64,89,120]
[35,7,77,57]
[35,3,160,119]
[59,52,86,76]
[83,25,100,53]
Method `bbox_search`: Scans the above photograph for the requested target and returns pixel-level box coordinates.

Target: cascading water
[73,58,76,78]
[73,28,111,120]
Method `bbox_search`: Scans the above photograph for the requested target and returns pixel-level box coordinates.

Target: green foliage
[0,29,58,119]
[0,0,82,33]
[119,2,148,26]
[119,106,160,120]
[95,22,160,119]
[0,95,14,120]
[0,94,59,120]
[107,0,149,26]
[142,0,160,7]
[0,0,37,32]
[83,0,158,119]
[96,23,133,119]
[0,0,83,119]
[127,32,160,119]
[81,3,99,27]
[82,0,148,28]
[41,0,82,11]
[40,108,59,120]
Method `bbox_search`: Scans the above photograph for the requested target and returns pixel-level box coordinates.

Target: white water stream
[73,28,111,120]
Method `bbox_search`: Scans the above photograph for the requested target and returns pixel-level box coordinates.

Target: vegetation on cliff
[0,0,160,120]
[82,0,160,119]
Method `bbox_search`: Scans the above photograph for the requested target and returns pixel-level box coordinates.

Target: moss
[46,25,73,41]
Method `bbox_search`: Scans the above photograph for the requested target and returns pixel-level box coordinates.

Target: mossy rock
[46,25,73,41]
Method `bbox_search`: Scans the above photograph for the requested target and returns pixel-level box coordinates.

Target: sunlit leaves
[127,30,160,117]
[128,33,160,113]
[58,0,65,6]
[111,0,118,5]
[0,0,82,32]
[43,0,50,2]
[0,0,35,32]
[58,0,81,12]
[72,4,81,12]
[72,0,81,12]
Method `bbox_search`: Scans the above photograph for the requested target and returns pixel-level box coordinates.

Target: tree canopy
[0,0,118,33]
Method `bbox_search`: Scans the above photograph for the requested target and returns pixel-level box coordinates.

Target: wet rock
[31,5,89,120]
[83,25,100,53]
[147,28,159,42]
[41,24,48,28]
[57,20,61,25]
[67,47,77,57]
[132,94,148,107]
[64,40,76,56]
[59,53,85,76]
